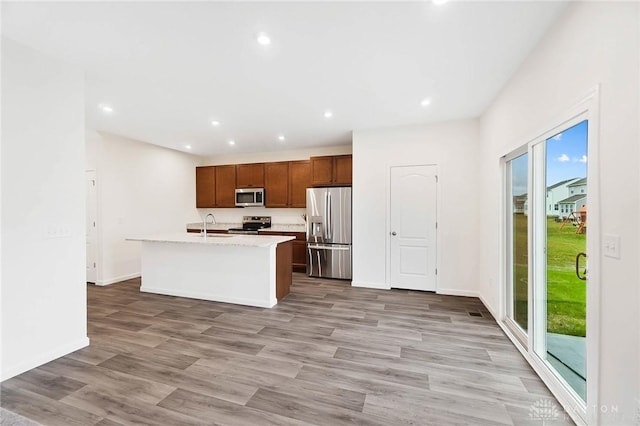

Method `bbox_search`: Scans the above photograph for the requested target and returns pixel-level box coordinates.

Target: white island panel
[128,233,295,308]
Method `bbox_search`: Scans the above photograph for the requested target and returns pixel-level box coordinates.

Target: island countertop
[127,233,295,247]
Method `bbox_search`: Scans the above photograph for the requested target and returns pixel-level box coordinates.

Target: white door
[86,171,97,283]
[389,165,437,291]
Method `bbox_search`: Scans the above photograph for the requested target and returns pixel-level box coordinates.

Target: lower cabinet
[260,231,307,273]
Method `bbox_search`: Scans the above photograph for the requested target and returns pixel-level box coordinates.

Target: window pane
[544,120,588,401]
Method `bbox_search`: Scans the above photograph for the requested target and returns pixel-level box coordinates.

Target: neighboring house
[546,177,580,216]
[568,177,587,196]
[558,194,587,217]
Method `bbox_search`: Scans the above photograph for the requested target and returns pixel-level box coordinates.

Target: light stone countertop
[127,233,295,247]
[186,222,306,233]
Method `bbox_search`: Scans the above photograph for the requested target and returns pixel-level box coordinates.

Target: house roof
[558,194,587,204]
[568,177,587,187]
[547,178,579,191]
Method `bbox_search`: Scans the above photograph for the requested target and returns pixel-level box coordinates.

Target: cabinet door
[265,162,289,207]
[215,165,237,207]
[196,166,216,208]
[311,156,333,186]
[333,155,352,185]
[236,163,265,188]
[289,160,312,207]
[292,240,307,273]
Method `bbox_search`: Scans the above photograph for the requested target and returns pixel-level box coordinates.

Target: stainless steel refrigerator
[306,187,352,279]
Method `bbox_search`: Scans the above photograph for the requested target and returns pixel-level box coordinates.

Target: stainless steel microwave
[235,188,264,207]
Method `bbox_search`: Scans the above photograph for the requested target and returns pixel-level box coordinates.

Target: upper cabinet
[195,156,345,208]
[236,163,265,188]
[265,162,289,207]
[215,165,237,207]
[196,166,216,208]
[311,155,352,186]
[289,160,311,208]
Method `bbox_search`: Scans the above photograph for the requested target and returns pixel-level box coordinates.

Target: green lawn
[513,214,586,337]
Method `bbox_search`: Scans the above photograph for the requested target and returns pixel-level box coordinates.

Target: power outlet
[602,234,621,259]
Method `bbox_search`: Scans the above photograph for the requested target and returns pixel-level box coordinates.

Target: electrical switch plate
[602,234,620,259]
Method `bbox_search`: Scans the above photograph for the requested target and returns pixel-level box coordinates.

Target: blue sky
[545,119,588,186]
[511,120,588,196]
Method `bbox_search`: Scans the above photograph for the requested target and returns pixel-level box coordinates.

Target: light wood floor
[1,274,573,425]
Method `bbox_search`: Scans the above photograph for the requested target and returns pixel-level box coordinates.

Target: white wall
[95,132,201,285]
[1,38,88,380]
[478,2,639,423]
[352,119,480,295]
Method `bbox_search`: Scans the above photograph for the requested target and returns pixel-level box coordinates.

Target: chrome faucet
[202,213,216,238]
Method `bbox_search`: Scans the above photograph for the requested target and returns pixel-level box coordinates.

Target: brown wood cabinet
[288,160,312,208]
[215,165,237,207]
[292,240,307,273]
[275,241,293,300]
[260,231,307,273]
[311,155,352,186]
[195,166,216,208]
[333,155,353,185]
[265,162,289,207]
[236,163,265,188]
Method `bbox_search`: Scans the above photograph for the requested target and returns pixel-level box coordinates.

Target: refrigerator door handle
[307,244,350,251]
[327,191,332,240]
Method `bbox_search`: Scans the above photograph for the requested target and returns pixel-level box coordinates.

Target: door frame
[85,170,99,284]
[499,86,601,425]
[385,163,439,292]
[502,145,531,348]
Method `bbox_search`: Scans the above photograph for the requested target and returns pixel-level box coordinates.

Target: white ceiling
[2,1,567,156]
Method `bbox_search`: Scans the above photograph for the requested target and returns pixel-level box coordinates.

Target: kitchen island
[127,233,295,308]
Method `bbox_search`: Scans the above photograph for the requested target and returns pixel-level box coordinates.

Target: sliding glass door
[504,117,590,408]
[505,151,529,342]
[537,120,588,402]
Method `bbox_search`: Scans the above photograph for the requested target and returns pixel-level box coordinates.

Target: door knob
[391,231,397,236]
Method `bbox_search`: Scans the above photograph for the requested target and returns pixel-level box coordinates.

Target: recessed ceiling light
[432,0,449,5]
[211,120,220,127]
[324,110,333,119]
[420,98,432,107]
[185,145,192,150]
[278,134,285,141]
[98,103,113,113]
[256,32,271,46]
[228,140,236,146]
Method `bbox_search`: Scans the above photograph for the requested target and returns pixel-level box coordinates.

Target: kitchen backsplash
[196,207,306,224]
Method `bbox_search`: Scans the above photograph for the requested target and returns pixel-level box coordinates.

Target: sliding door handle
[575,252,587,281]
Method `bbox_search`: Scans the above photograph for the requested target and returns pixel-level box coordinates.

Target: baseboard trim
[1,336,90,382]
[437,288,480,298]
[351,280,390,290]
[478,292,499,320]
[96,272,141,286]
[140,286,277,308]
